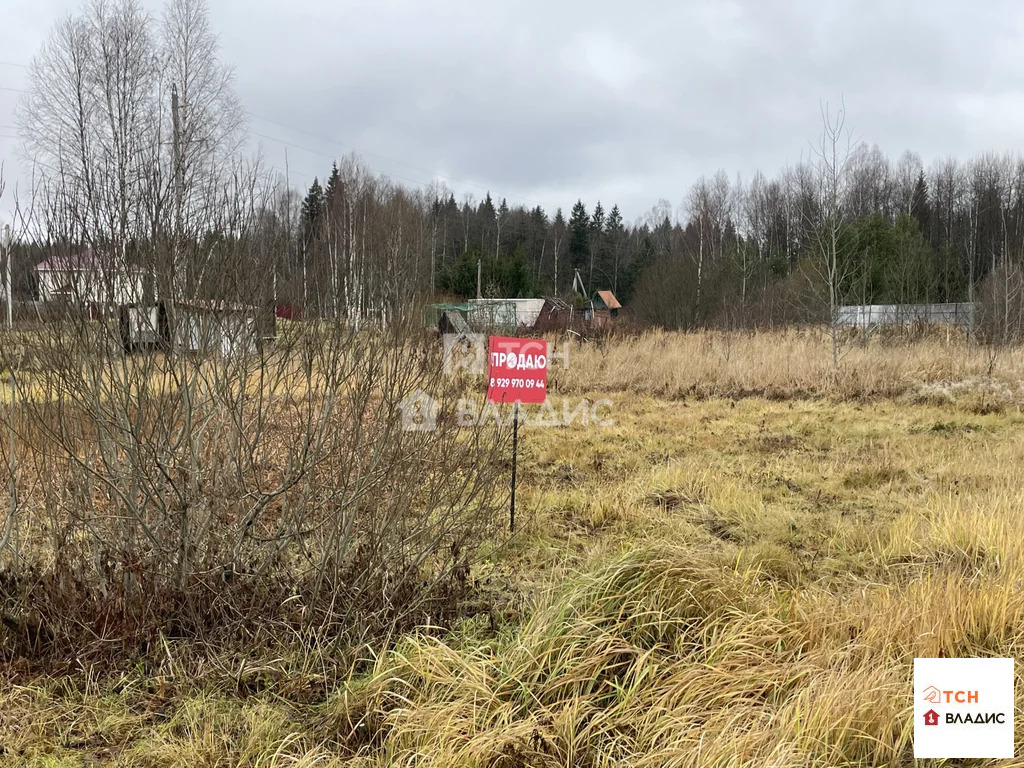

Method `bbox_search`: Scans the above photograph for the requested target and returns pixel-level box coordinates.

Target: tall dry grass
[4,330,1024,766]
[321,543,1024,766]
[553,328,1024,403]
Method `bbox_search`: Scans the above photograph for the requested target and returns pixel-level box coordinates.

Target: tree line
[291,145,1024,338]
[290,167,649,316]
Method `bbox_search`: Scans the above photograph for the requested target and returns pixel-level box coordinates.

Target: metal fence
[837,303,977,329]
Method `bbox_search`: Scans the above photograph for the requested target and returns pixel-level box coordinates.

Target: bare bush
[1,312,508,659]
[1,0,509,662]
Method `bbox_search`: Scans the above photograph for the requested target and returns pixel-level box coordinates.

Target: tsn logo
[923,685,979,704]
[914,658,1014,759]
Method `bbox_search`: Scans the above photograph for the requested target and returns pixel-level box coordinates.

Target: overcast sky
[3,0,1024,226]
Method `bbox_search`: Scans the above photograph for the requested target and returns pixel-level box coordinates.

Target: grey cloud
[4,0,1024,222]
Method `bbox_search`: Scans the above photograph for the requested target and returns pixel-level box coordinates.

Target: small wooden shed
[583,291,622,330]
[593,291,622,318]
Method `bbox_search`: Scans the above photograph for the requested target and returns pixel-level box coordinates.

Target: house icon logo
[922,686,941,704]
[399,389,439,432]
[923,709,940,726]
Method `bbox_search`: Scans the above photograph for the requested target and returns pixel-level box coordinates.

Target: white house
[36,249,145,306]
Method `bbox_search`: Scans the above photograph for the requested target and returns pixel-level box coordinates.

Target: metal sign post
[510,402,518,533]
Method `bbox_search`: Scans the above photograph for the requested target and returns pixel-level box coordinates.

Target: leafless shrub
[1,0,509,663]
[1,315,508,659]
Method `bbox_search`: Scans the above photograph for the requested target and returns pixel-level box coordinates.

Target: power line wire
[3,56,544,205]
[251,129,452,193]
[2,69,543,207]
[269,164,320,182]
[248,112,544,208]
[4,61,540,206]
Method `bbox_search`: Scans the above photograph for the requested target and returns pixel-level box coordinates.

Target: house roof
[468,298,544,305]
[595,290,622,310]
[542,296,573,311]
[36,248,144,273]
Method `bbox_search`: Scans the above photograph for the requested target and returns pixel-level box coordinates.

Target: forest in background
[289,147,1024,335]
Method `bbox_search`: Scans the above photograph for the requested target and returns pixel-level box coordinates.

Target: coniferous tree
[591,202,605,233]
[589,201,606,287]
[478,192,496,253]
[607,204,625,293]
[526,205,549,285]
[325,163,341,209]
[300,177,325,246]
[496,197,510,256]
[438,247,536,298]
[568,200,590,277]
[552,208,567,295]
[911,171,932,241]
[298,177,325,311]
[478,193,496,220]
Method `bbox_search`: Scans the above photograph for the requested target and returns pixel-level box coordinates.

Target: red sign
[487,336,548,404]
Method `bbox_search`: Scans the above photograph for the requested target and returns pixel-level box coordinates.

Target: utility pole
[1,224,15,558]
[509,402,518,533]
[476,258,482,299]
[572,268,587,299]
[282,148,290,314]
[171,83,183,302]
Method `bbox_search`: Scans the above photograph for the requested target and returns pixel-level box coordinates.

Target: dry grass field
[3,329,1024,766]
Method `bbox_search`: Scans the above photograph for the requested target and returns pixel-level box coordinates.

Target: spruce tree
[552,208,567,295]
[568,200,590,275]
[607,204,623,234]
[478,193,496,220]
[591,201,605,233]
[589,201,606,287]
[607,204,625,293]
[478,193,496,253]
[911,171,932,241]
[496,197,510,256]
[325,163,340,210]
[300,177,325,245]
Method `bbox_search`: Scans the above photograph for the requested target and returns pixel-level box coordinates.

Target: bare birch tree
[810,102,857,373]
[684,171,731,325]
